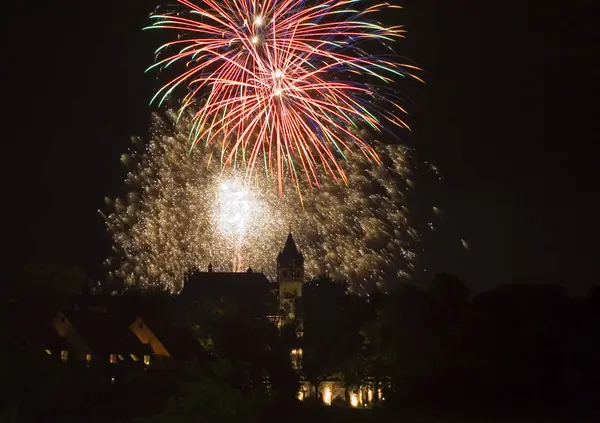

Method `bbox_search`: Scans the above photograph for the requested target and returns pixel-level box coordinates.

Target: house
[52,309,152,366]
[129,314,208,364]
[1,301,68,362]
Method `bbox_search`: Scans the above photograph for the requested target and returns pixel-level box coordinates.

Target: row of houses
[2,295,207,372]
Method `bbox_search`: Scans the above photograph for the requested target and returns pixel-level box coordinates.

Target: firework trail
[104,110,417,292]
[145,0,421,192]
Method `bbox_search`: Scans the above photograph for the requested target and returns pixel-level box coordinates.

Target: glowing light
[144,355,151,366]
[350,393,359,407]
[323,386,332,405]
[273,69,283,79]
[297,389,304,401]
[273,87,283,96]
[105,110,417,292]
[45,349,52,355]
[368,388,373,402]
[145,0,421,191]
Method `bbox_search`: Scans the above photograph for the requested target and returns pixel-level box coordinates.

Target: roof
[1,302,66,350]
[134,313,208,361]
[278,232,304,262]
[179,270,277,316]
[62,310,146,356]
[181,271,272,294]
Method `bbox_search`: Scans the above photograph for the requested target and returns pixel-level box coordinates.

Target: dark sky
[7,1,596,295]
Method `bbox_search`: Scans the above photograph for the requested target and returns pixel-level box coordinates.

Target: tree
[5,262,89,316]
[141,360,268,423]
[301,275,366,397]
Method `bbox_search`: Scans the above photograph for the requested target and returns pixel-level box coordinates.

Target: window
[85,353,92,363]
[130,354,139,362]
[323,386,332,405]
[118,354,125,361]
[60,349,68,363]
[109,354,117,364]
[143,354,151,366]
[290,348,303,370]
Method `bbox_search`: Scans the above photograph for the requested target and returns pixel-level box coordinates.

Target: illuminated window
[45,349,52,355]
[290,348,303,370]
[297,389,305,401]
[323,387,332,405]
[109,354,117,364]
[350,393,359,407]
[85,353,92,363]
[367,388,373,402]
[60,349,68,363]
[130,354,139,362]
[118,354,125,361]
[143,354,151,366]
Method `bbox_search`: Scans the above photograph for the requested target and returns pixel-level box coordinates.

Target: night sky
[7,1,596,295]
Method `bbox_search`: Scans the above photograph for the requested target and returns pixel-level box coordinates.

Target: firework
[145,0,421,192]
[104,110,417,292]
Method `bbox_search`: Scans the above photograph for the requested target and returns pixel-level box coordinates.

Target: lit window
[45,349,52,355]
[130,354,139,362]
[85,353,92,363]
[118,354,125,361]
[368,388,373,402]
[290,348,303,370]
[297,389,304,401]
[143,354,151,366]
[350,393,359,407]
[323,387,332,405]
[60,350,68,363]
[109,354,117,364]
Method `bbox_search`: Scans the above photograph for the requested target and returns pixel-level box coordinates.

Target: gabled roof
[61,310,146,356]
[1,302,66,350]
[134,314,208,361]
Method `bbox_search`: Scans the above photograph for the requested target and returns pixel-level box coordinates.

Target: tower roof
[279,232,303,260]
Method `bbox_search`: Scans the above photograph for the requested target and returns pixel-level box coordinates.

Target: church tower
[277,232,304,319]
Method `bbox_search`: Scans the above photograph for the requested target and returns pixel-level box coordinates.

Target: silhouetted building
[277,232,305,320]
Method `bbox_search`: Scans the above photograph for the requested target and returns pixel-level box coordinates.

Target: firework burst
[104,110,418,292]
[145,0,421,192]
